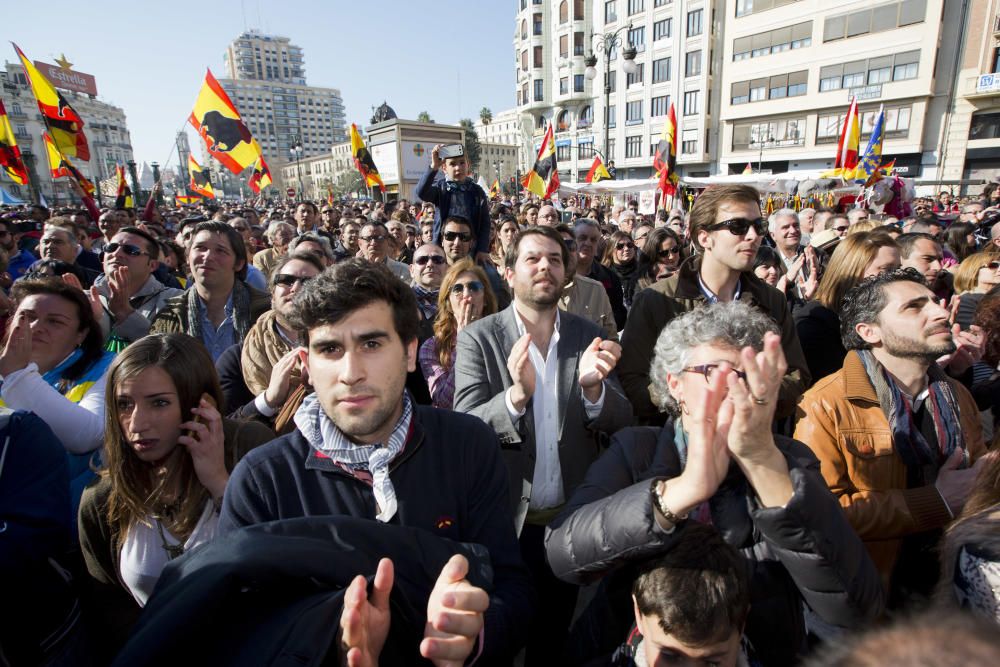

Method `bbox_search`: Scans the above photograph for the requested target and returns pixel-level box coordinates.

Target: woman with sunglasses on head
[637,227,685,290]
[78,333,275,661]
[602,230,641,307]
[419,259,498,409]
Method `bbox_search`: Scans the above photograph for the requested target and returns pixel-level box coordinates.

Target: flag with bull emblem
[0,100,28,185]
[248,155,272,194]
[350,123,385,192]
[43,132,94,195]
[189,69,262,175]
[13,43,90,161]
[522,125,559,198]
[652,103,678,198]
[188,156,215,199]
[115,164,133,209]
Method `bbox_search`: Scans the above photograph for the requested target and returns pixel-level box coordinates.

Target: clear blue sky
[7,0,515,169]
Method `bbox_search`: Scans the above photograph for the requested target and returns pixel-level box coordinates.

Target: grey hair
[289,232,335,262]
[768,208,798,234]
[265,220,295,241]
[649,302,779,414]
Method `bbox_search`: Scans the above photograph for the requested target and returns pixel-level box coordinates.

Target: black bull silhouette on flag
[199,111,253,153]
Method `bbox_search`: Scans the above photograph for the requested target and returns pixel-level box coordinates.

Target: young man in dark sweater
[220,259,533,664]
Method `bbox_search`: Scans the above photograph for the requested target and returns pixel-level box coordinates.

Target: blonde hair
[814,232,899,311]
[953,251,1000,294]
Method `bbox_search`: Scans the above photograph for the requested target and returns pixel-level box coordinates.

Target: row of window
[733,22,811,61]
[819,51,919,90]
[736,0,800,18]
[604,1,702,40]
[823,0,925,43]
[731,71,808,104]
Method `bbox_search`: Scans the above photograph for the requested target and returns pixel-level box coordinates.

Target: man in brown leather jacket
[795,268,993,605]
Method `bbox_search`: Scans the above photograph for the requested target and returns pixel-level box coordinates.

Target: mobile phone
[439,143,465,160]
[184,393,217,439]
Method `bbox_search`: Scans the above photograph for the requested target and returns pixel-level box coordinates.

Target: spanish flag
[175,194,201,205]
[115,164,133,209]
[43,132,94,195]
[13,43,89,161]
[248,155,272,194]
[489,179,500,198]
[189,69,262,175]
[350,123,384,192]
[585,155,611,183]
[653,104,678,198]
[327,185,334,205]
[823,98,861,179]
[188,156,215,199]
[522,125,559,198]
[0,100,28,185]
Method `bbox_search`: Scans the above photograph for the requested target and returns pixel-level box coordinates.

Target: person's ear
[666,370,684,408]
[855,321,882,346]
[405,336,418,373]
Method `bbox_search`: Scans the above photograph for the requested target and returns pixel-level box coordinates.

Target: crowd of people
[3,143,1000,666]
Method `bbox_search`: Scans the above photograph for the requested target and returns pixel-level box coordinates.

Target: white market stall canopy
[558,171,866,196]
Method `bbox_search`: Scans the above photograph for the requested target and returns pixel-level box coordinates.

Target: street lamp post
[291,136,304,202]
[583,23,637,167]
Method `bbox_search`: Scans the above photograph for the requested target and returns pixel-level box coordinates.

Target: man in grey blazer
[454,225,632,666]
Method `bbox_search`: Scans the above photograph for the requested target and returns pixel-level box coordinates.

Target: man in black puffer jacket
[545,303,883,666]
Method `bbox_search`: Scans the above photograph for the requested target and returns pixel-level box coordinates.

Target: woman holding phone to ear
[78,333,274,660]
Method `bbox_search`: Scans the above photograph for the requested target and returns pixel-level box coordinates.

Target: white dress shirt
[505,308,605,510]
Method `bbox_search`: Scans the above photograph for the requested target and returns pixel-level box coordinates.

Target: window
[969,112,1000,140]
[652,57,671,83]
[627,63,644,86]
[732,118,805,149]
[629,26,646,50]
[749,78,767,101]
[560,34,569,58]
[625,135,643,158]
[607,70,617,92]
[733,22,811,61]
[685,50,701,77]
[578,141,596,159]
[683,90,700,116]
[605,0,617,23]
[607,104,616,128]
[737,0,804,17]
[521,0,526,9]
[557,143,572,161]
[867,55,892,84]
[651,94,670,117]
[534,79,544,101]
[682,129,698,154]
[654,0,670,6]
[819,52,920,91]
[626,100,643,124]
[628,0,644,15]
[654,18,672,40]
[574,32,585,55]
[608,138,616,159]
[559,0,568,23]
[575,0,585,19]
[574,74,585,92]
[824,0,926,42]
[533,13,543,35]
[560,77,569,94]
[521,50,528,70]
[557,110,571,131]
[687,9,703,37]
[893,50,919,80]
[579,105,594,128]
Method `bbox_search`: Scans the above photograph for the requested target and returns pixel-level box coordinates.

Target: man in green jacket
[619,184,810,423]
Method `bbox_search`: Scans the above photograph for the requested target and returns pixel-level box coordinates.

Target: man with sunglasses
[619,184,810,425]
[409,244,448,341]
[357,221,410,283]
[240,251,325,416]
[92,226,183,343]
[441,216,511,309]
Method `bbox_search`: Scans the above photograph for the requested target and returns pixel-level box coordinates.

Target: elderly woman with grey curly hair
[544,302,884,667]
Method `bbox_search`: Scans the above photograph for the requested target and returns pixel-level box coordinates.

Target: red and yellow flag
[43,132,94,195]
[0,100,28,185]
[489,179,500,198]
[742,163,753,175]
[823,98,861,179]
[522,125,559,198]
[350,123,385,192]
[653,103,678,198]
[248,155,272,194]
[585,155,611,183]
[188,156,215,199]
[115,164,133,209]
[175,194,201,205]
[189,69,261,174]
[13,43,89,161]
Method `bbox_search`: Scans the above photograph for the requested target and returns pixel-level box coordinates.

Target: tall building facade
[217,31,346,180]
[718,0,960,180]
[0,61,134,204]
[475,107,529,182]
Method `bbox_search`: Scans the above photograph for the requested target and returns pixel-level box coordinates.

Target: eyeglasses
[682,363,748,385]
[984,261,1000,271]
[414,254,446,266]
[273,274,313,288]
[359,234,387,243]
[616,241,635,250]
[443,231,471,242]
[833,226,849,233]
[706,218,767,237]
[105,242,148,257]
[658,247,681,259]
[451,280,484,295]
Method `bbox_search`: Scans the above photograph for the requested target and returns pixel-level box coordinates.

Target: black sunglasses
[706,218,767,237]
[105,242,148,257]
[359,234,387,243]
[451,280,484,295]
[444,231,472,242]
[616,241,635,250]
[414,254,446,265]
[658,247,681,259]
[273,274,313,288]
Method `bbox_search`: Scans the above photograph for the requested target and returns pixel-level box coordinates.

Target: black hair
[840,267,927,350]
[191,220,248,280]
[117,226,160,260]
[443,215,475,240]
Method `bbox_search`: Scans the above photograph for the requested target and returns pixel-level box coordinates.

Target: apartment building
[718,0,957,179]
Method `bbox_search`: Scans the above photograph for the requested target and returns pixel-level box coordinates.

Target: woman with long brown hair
[602,230,640,307]
[793,232,900,384]
[418,259,498,409]
[78,333,273,658]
